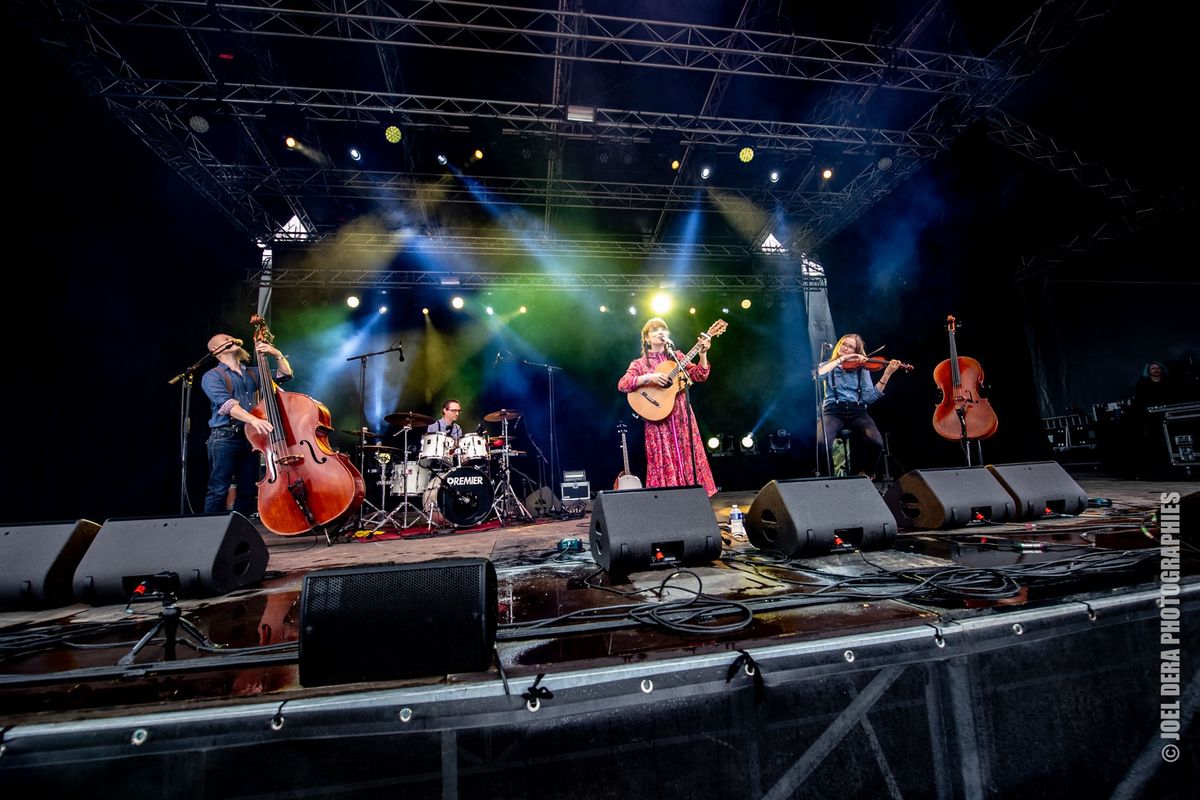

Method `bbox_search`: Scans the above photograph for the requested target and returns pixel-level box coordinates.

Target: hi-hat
[384,411,435,427]
[484,408,522,422]
[342,429,384,438]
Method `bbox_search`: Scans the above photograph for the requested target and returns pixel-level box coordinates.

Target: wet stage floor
[0,477,1193,722]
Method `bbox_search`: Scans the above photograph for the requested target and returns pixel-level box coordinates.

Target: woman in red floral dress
[617,317,717,496]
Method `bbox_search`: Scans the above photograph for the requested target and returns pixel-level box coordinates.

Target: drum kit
[356,408,532,531]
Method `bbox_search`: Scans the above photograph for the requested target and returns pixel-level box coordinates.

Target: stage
[1,476,1194,798]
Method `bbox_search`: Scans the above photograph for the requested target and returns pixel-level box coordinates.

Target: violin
[841,356,914,372]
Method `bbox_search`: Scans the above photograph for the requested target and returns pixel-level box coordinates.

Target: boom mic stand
[512,356,563,501]
[346,342,404,525]
[168,346,227,514]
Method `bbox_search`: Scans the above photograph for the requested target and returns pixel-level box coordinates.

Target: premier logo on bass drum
[446,475,486,486]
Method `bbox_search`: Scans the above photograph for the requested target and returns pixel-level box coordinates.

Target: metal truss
[985,108,1148,208]
[255,267,827,293]
[67,0,997,95]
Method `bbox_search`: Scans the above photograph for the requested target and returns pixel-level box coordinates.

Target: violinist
[200,332,293,515]
[815,333,906,479]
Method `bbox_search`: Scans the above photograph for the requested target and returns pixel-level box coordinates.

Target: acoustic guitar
[626,319,727,421]
[613,422,642,490]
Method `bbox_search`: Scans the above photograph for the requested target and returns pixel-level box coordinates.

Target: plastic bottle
[729,504,745,537]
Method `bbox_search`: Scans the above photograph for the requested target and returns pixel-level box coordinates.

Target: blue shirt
[426,420,463,438]
[201,363,290,428]
[821,366,883,409]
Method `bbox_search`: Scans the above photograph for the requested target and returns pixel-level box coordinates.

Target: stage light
[769,170,780,183]
[740,433,757,452]
[519,306,527,314]
[598,149,610,164]
[671,159,681,171]
[566,105,595,123]
[451,296,465,309]
[628,306,638,315]
[689,307,696,315]
[384,125,403,144]
[378,305,388,314]
[188,115,209,134]
[877,156,893,172]
[285,136,297,149]
[721,306,730,314]
[821,167,833,180]
[700,166,711,180]
[739,147,754,163]
[349,147,362,161]
[599,305,608,313]
[769,429,792,452]
[473,148,484,161]
[741,299,752,309]
[422,307,430,316]
[436,154,448,166]
[707,436,721,452]
[485,306,494,316]
[651,292,672,315]
[346,295,360,309]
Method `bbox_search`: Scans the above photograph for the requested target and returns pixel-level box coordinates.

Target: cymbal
[342,429,384,438]
[360,444,399,452]
[384,411,435,427]
[484,408,522,422]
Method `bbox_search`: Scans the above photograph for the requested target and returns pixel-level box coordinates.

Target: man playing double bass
[200,333,293,515]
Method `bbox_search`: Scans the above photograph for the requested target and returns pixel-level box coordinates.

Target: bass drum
[423,467,494,528]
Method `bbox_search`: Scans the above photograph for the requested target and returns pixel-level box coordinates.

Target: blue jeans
[204,426,261,516]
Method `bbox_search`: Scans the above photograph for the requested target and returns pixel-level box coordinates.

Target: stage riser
[2,585,1193,798]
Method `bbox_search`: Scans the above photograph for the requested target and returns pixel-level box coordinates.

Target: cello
[245,315,365,539]
[932,315,998,447]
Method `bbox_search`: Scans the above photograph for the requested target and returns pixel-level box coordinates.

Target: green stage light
[384,125,403,144]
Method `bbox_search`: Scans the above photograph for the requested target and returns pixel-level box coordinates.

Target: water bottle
[729,504,745,537]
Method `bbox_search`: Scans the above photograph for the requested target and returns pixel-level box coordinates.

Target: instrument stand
[491,415,532,523]
[521,419,554,517]
[363,425,432,533]
[117,575,214,665]
[168,349,222,515]
[346,343,403,527]
[512,356,563,501]
[812,348,834,478]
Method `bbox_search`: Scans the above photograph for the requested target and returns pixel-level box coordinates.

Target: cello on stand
[932,315,998,466]
[245,315,365,544]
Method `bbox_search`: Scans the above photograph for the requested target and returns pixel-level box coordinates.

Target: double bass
[245,315,365,538]
[932,315,998,442]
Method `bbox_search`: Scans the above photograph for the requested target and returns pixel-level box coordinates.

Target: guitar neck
[620,432,632,474]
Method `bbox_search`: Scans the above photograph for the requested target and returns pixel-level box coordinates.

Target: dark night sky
[3,4,1196,524]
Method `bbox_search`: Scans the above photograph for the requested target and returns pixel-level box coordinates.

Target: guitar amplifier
[562,481,591,502]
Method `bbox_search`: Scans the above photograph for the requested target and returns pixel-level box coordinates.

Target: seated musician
[815,333,902,479]
[428,399,465,439]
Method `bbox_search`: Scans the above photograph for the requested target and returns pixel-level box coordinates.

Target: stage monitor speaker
[299,558,497,687]
[589,486,722,573]
[746,476,896,558]
[884,467,1015,529]
[986,461,1088,520]
[72,512,269,605]
[0,519,102,609]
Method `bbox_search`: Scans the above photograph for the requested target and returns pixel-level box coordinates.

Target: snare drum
[418,432,455,469]
[389,462,431,496]
[457,433,490,465]
[423,467,494,528]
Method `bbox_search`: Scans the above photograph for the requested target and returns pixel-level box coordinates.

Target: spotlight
[740,433,756,452]
[378,305,388,314]
[346,295,360,309]
[188,115,209,134]
[422,307,430,316]
[651,292,672,315]
[628,306,637,316]
[486,306,494,316]
[436,154,448,166]
[284,136,297,149]
[598,149,610,164]
[738,147,754,163]
[700,167,711,180]
[769,429,792,453]
[721,307,730,314]
[349,147,362,161]
[599,305,608,313]
[384,125,403,144]
[769,170,780,183]
[689,307,696,315]
[671,159,681,171]
[821,167,833,180]
[877,156,893,172]
[473,148,484,161]
[519,306,527,314]
[623,151,634,166]
[707,436,721,452]
[740,299,751,309]
[451,296,465,309]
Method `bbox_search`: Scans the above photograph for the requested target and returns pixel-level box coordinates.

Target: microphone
[476,421,485,435]
[665,338,676,352]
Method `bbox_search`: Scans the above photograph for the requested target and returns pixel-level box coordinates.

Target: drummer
[428,399,465,440]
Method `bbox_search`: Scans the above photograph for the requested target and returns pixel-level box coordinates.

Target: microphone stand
[812,344,833,478]
[512,356,563,500]
[167,348,223,515]
[345,342,404,525]
[518,415,556,515]
[667,340,701,488]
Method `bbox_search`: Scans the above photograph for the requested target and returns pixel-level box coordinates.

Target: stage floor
[0,477,1194,725]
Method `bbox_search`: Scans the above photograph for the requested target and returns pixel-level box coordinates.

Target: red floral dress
[618,351,718,496]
